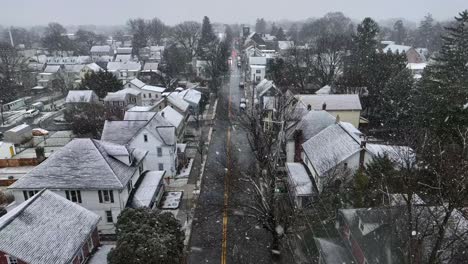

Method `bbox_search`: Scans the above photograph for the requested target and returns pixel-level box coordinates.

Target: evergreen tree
[392,20,407,44]
[198,16,217,60]
[287,24,299,43]
[270,23,278,36]
[108,208,184,264]
[378,69,415,137]
[255,18,267,34]
[275,27,286,41]
[415,10,468,142]
[79,70,123,98]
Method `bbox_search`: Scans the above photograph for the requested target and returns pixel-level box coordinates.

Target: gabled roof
[85,62,103,72]
[142,85,166,93]
[302,123,362,177]
[9,139,146,190]
[115,54,132,62]
[286,110,336,141]
[159,106,184,129]
[129,78,146,88]
[107,61,141,71]
[65,90,98,103]
[91,45,111,53]
[315,85,332,95]
[0,190,100,264]
[166,93,189,112]
[256,79,278,97]
[142,62,159,72]
[102,114,176,146]
[177,88,201,105]
[124,111,157,121]
[296,94,362,111]
[44,65,60,73]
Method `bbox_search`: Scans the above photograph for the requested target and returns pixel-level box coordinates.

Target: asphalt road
[188,52,273,264]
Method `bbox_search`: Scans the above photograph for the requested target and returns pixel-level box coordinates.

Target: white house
[175,88,202,114]
[8,139,149,234]
[124,78,166,106]
[65,90,100,105]
[158,106,185,140]
[107,61,141,81]
[101,114,178,176]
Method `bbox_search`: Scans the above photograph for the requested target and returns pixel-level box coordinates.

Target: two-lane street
[188,51,272,264]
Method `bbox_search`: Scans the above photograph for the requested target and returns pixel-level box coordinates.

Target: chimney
[294,130,304,162]
[322,102,327,110]
[359,140,367,170]
[335,115,340,124]
[161,111,165,118]
[307,104,312,111]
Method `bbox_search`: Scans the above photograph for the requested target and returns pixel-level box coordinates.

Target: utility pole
[8,27,14,47]
[0,100,4,126]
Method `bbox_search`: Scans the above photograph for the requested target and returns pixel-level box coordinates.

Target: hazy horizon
[1,0,467,27]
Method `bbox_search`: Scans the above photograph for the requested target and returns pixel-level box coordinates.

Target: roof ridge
[0,189,46,232]
[90,140,124,188]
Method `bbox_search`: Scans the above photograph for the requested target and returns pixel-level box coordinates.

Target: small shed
[4,124,33,144]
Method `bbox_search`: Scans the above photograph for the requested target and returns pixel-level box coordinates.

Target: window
[23,190,39,200]
[65,190,82,203]
[157,147,162,157]
[143,94,146,98]
[106,210,113,223]
[155,94,158,99]
[149,93,152,98]
[144,134,148,142]
[158,163,164,170]
[7,256,18,264]
[98,190,114,203]
[256,69,261,74]
[344,163,348,170]
[128,84,131,88]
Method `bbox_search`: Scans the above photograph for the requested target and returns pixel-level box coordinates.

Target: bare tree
[171,21,201,60]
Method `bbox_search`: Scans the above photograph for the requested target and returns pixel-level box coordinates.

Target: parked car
[24,109,39,118]
[237,61,241,68]
[240,98,247,110]
[239,81,245,88]
[32,128,49,136]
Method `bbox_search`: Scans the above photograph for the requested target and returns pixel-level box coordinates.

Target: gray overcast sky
[1,0,467,26]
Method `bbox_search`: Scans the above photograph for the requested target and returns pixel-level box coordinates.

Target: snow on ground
[176,158,193,178]
[88,244,114,264]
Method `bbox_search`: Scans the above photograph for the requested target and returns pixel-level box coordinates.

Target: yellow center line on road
[221,78,233,264]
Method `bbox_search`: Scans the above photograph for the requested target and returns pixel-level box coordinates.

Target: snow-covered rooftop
[9,139,146,190]
[286,163,314,196]
[142,84,166,93]
[0,190,100,264]
[302,123,362,177]
[124,111,156,121]
[159,105,184,129]
[286,110,336,141]
[65,90,98,103]
[90,45,112,53]
[132,171,165,208]
[382,44,412,54]
[296,94,362,111]
[177,88,201,105]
